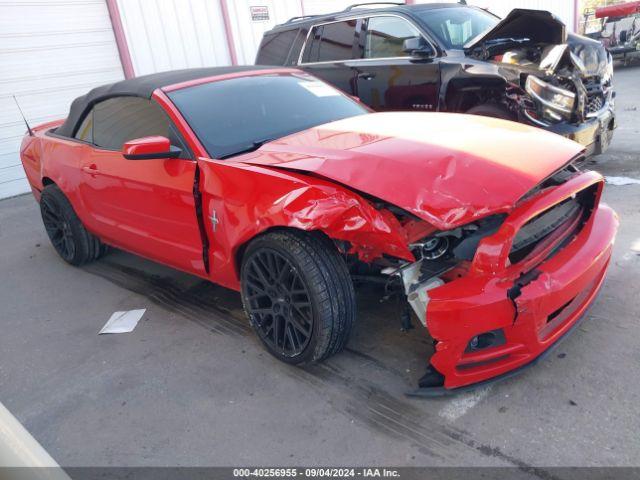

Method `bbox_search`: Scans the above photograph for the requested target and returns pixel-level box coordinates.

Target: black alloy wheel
[243,248,313,358]
[240,230,356,365]
[39,185,107,266]
[41,191,76,262]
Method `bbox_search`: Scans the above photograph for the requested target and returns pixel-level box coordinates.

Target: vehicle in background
[256,2,616,158]
[585,1,640,65]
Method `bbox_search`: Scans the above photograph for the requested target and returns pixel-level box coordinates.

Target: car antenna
[13,95,33,137]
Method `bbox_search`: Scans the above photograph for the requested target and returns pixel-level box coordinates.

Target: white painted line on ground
[605,176,640,186]
[438,386,492,422]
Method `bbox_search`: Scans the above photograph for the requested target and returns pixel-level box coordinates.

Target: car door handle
[357,72,376,81]
[82,164,99,175]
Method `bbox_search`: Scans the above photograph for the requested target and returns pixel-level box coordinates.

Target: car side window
[75,110,93,142]
[92,97,169,150]
[364,16,423,59]
[302,20,357,63]
[75,97,190,158]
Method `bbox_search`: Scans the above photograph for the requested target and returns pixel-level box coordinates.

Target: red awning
[595,1,640,19]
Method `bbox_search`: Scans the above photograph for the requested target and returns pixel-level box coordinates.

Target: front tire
[240,230,356,365]
[40,185,106,266]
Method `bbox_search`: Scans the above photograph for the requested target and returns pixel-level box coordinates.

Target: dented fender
[196,158,414,290]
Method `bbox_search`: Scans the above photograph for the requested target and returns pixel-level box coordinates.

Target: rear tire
[40,185,107,266]
[466,103,515,121]
[240,230,356,365]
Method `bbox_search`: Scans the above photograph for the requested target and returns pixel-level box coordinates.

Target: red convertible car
[20,67,618,394]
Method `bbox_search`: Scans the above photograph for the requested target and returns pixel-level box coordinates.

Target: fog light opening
[465,329,506,353]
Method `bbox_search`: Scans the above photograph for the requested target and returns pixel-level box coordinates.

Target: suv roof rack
[284,14,320,24]
[343,2,404,12]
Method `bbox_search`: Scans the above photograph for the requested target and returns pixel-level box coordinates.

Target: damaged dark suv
[256,3,616,157]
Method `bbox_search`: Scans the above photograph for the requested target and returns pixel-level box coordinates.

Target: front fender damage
[197,160,416,291]
[269,184,414,262]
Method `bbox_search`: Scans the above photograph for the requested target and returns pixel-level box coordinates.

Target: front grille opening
[586,94,604,114]
[547,298,575,324]
[509,198,581,264]
[509,184,599,265]
[583,75,607,115]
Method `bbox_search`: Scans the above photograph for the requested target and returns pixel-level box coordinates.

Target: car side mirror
[402,37,434,58]
[122,136,181,160]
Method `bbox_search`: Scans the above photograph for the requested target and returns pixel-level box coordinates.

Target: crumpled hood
[465,8,566,51]
[237,112,584,230]
[465,9,609,77]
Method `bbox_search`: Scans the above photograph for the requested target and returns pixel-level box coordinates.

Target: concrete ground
[0,64,639,472]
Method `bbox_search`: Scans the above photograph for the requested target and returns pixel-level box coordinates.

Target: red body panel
[423,171,617,388]
[122,136,171,157]
[196,159,414,290]
[19,69,617,390]
[239,112,584,230]
[25,121,204,276]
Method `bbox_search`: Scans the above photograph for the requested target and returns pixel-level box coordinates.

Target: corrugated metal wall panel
[0,0,124,199]
[116,0,232,75]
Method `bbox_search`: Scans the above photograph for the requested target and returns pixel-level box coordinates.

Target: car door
[299,19,360,95]
[353,15,440,112]
[74,96,206,276]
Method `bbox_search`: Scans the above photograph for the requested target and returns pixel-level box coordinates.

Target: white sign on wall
[250,6,270,21]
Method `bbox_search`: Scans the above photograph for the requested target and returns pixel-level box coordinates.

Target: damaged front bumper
[406,172,618,394]
[518,66,616,157]
[523,101,616,157]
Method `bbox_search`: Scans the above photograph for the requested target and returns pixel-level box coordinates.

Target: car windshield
[167,73,369,159]
[414,7,498,49]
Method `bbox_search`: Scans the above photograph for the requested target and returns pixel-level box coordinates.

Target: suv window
[364,16,422,58]
[303,20,357,63]
[413,7,497,49]
[256,29,299,65]
[75,97,188,156]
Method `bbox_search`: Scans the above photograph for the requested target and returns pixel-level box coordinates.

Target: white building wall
[116,0,305,72]
[301,0,354,15]
[226,0,303,64]
[0,0,123,199]
[116,0,232,76]
[115,1,578,78]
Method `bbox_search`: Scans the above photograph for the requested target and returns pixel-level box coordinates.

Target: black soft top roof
[56,66,278,137]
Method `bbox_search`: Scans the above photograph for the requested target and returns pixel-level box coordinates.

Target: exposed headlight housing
[525,75,576,120]
[602,53,614,85]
